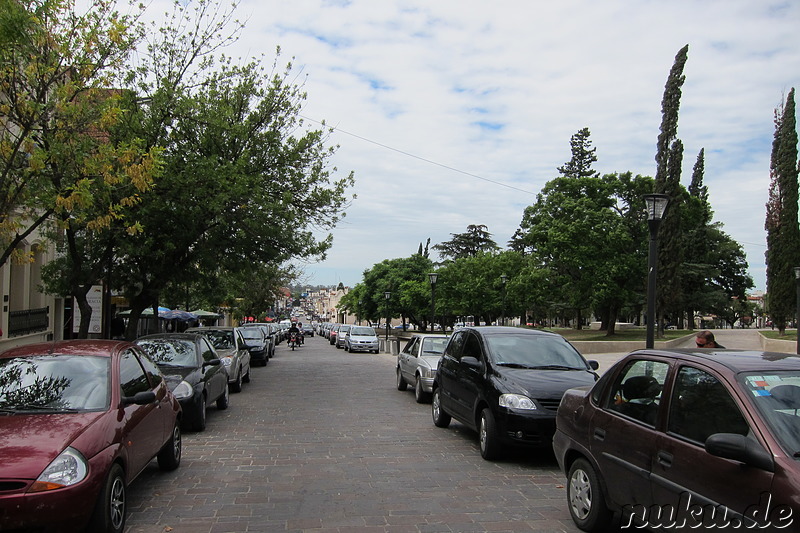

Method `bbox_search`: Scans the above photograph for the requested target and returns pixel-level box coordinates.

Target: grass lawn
[539,327,692,342]
[760,329,798,341]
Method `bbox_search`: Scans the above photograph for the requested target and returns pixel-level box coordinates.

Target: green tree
[432,224,499,261]
[654,44,689,337]
[765,88,800,334]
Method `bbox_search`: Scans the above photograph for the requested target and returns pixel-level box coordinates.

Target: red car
[0,340,182,533]
[553,348,800,531]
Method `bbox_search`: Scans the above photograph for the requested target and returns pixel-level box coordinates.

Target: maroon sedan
[0,340,182,533]
[553,348,800,531]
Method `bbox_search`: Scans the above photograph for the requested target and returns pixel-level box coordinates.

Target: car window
[421,337,448,355]
[443,331,465,359]
[134,346,163,386]
[137,339,197,366]
[606,359,668,427]
[403,338,419,357]
[741,371,800,455]
[204,329,234,349]
[120,349,152,398]
[200,338,217,362]
[667,366,749,445]
[462,332,483,361]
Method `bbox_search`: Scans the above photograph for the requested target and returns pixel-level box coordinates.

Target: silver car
[344,325,379,354]
[335,324,352,349]
[396,334,449,403]
[186,326,251,392]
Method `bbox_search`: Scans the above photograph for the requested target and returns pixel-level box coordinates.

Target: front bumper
[347,342,378,352]
[492,408,558,448]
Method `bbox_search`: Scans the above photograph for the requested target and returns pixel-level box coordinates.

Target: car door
[588,357,670,513]
[235,329,251,372]
[436,331,466,417]
[649,364,774,528]
[443,330,486,424]
[399,337,420,384]
[200,337,225,404]
[118,348,164,476]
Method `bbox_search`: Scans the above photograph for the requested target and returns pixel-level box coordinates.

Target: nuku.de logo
[621,492,793,529]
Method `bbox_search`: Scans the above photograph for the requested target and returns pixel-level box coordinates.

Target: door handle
[657,450,673,468]
[593,428,606,441]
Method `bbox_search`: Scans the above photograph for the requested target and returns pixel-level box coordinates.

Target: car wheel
[192,397,207,432]
[567,458,612,532]
[157,422,182,471]
[415,377,431,403]
[216,383,230,410]
[431,388,451,428]
[230,368,243,393]
[479,408,501,460]
[89,463,126,533]
[396,367,408,391]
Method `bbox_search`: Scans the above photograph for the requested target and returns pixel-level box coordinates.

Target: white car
[343,325,379,353]
[396,334,449,403]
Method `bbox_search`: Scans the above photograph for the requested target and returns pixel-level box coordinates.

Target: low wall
[571,335,688,355]
[759,334,796,353]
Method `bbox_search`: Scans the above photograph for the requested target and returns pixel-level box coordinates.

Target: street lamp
[644,193,670,349]
[794,267,800,355]
[501,274,508,326]
[428,273,438,332]
[384,291,391,344]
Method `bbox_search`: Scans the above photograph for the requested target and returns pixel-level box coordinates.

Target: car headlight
[419,367,431,378]
[172,380,194,399]
[221,356,232,367]
[29,447,88,492]
[499,394,537,410]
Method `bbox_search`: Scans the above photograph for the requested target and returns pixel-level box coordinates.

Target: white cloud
[99,0,800,290]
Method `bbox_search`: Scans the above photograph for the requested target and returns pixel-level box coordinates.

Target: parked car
[329,323,341,345]
[186,326,251,392]
[135,333,229,432]
[242,323,276,358]
[335,324,352,349]
[431,326,598,460]
[396,333,449,402]
[344,325,380,354]
[239,326,270,366]
[553,348,800,532]
[0,340,182,533]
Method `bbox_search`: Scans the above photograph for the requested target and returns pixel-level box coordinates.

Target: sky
[142,0,799,291]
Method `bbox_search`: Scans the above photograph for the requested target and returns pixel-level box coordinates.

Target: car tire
[89,463,126,533]
[567,458,612,532]
[415,377,431,403]
[396,367,408,391]
[192,397,207,432]
[216,383,230,410]
[432,388,451,428]
[230,368,243,393]
[157,422,182,471]
[479,408,501,460]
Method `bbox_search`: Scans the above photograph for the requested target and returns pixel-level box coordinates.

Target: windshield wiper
[496,362,537,369]
[1,404,79,413]
[525,364,584,370]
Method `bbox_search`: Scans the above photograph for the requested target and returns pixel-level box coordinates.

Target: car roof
[628,348,800,373]
[135,332,205,342]
[462,326,563,338]
[0,339,132,358]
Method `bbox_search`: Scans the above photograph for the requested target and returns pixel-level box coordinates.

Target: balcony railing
[8,306,49,337]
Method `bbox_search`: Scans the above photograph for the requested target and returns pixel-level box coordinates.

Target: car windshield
[0,355,110,411]
[485,334,587,369]
[136,339,197,367]
[203,330,235,349]
[350,326,375,336]
[421,337,448,354]
[740,371,800,458]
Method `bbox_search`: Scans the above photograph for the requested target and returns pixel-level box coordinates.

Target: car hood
[215,347,236,358]
[160,366,201,389]
[420,355,441,368]
[0,412,105,479]
[496,368,597,399]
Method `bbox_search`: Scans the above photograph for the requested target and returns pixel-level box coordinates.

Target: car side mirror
[461,356,483,371]
[203,358,221,367]
[705,433,774,472]
[122,390,156,406]
[587,360,599,371]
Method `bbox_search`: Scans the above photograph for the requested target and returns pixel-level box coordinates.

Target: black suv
[431,326,598,460]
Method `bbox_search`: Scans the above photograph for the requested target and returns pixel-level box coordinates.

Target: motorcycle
[289,332,300,350]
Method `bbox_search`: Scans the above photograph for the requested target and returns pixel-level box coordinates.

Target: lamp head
[428,272,438,285]
[643,193,670,221]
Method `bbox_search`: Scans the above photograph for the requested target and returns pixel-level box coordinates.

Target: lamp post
[794,267,800,355]
[428,273,438,332]
[384,291,391,344]
[644,194,670,349]
[501,274,508,326]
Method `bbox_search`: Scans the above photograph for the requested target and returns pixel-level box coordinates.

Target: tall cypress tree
[654,45,689,336]
[765,88,800,334]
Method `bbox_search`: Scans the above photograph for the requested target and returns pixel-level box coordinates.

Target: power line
[300,115,537,196]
